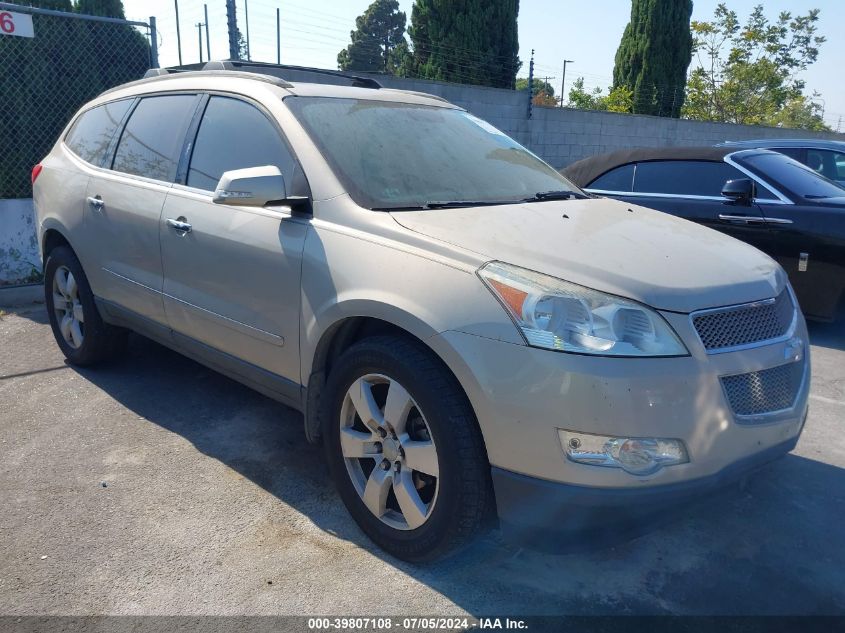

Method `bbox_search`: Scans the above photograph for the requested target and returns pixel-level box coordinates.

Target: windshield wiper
[371,204,429,211]
[372,200,515,211]
[424,200,517,209]
[522,190,587,202]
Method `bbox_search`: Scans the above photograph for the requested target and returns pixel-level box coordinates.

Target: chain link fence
[0,3,157,199]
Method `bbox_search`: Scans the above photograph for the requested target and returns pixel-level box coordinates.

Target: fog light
[559,430,688,476]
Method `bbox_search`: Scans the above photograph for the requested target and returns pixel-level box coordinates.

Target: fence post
[226,0,239,60]
[527,49,534,119]
[149,16,159,68]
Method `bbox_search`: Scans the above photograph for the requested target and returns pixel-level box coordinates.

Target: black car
[563,147,845,321]
[717,139,845,186]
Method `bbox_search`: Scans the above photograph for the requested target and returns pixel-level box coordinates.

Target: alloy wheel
[52,265,85,349]
[339,373,440,530]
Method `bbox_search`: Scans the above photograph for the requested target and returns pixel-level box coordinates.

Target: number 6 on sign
[0,11,36,38]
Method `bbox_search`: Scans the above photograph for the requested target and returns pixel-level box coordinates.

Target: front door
[750,200,845,320]
[159,95,309,384]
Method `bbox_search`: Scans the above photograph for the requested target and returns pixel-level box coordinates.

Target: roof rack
[199,60,383,89]
[143,61,383,89]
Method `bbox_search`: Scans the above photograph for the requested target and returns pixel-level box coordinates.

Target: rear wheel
[44,246,127,366]
[323,335,492,562]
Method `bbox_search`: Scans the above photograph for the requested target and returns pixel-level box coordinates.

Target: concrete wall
[362,74,844,168]
[2,69,843,284]
[0,199,40,286]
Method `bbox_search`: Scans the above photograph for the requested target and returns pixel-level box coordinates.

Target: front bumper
[492,432,801,550]
[426,311,810,545]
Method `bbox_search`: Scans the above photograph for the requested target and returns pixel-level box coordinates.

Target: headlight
[559,430,688,476]
[478,262,687,357]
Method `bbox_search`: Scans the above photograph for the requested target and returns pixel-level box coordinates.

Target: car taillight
[31,164,43,184]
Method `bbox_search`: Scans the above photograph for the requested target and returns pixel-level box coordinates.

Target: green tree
[75,0,150,92]
[408,0,520,88]
[0,0,149,198]
[613,0,693,117]
[516,77,556,106]
[682,4,828,130]
[567,78,633,113]
[337,0,408,73]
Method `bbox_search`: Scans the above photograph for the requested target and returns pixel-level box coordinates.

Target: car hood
[390,198,785,313]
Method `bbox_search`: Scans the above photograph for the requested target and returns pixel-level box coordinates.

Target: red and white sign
[0,11,35,38]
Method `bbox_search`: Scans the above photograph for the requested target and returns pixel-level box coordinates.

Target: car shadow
[807,319,845,351]
[68,333,845,616]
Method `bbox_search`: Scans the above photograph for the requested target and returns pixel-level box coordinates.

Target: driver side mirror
[721,178,756,205]
[213,165,289,207]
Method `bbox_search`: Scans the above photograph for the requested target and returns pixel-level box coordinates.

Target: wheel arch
[41,223,75,264]
[302,311,488,470]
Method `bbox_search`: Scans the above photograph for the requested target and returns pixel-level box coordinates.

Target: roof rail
[100,69,293,98]
[201,60,383,89]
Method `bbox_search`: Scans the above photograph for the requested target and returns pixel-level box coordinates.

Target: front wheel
[323,335,493,562]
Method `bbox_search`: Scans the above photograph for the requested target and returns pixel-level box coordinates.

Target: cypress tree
[408,0,520,89]
[612,0,693,117]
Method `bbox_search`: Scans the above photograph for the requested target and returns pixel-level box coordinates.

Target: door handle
[166,217,192,234]
[86,195,104,211]
[718,214,766,224]
[762,217,793,225]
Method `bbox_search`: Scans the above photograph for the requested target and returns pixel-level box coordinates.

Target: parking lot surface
[1,303,844,616]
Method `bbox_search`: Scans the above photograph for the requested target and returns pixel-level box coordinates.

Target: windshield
[737,151,845,200]
[285,97,580,209]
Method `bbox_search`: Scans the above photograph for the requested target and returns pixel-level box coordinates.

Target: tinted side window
[772,147,805,162]
[65,100,133,166]
[113,95,197,182]
[187,96,297,192]
[588,164,634,192]
[806,149,845,181]
[634,160,745,197]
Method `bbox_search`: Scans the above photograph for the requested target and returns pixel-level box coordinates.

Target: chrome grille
[693,290,794,351]
[721,361,804,418]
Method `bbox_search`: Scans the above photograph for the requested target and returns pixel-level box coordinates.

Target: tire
[44,245,128,366]
[322,335,492,562]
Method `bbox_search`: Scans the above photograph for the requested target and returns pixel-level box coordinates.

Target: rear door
[159,94,309,385]
[83,93,200,324]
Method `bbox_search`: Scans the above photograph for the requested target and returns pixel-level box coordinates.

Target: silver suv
[33,66,810,561]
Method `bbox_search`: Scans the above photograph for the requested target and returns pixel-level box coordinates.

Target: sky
[122,0,845,131]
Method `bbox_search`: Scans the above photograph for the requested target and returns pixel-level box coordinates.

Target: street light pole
[560,59,574,107]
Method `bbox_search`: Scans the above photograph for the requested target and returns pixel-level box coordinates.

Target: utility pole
[226,0,239,60]
[149,16,159,68]
[204,4,210,61]
[174,0,182,65]
[196,21,204,63]
[276,7,280,64]
[244,0,251,60]
[560,59,573,107]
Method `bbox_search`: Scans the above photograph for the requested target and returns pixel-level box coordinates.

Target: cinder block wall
[282,69,844,169]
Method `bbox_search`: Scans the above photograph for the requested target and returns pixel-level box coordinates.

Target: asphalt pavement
[1,303,843,616]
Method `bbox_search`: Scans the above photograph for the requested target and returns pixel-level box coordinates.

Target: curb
[0,283,43,307]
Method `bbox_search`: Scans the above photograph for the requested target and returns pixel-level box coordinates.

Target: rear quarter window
[64,99,133,166]
[588,164,635,192]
